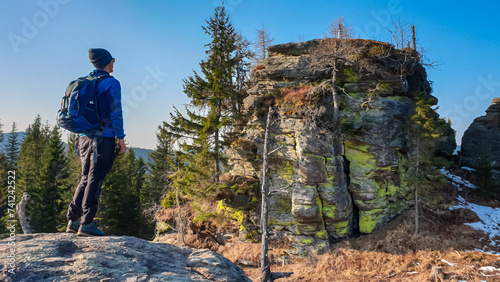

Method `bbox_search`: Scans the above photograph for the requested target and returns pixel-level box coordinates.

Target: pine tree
[0,145,7,236]
[148,131,173,206]
[0,119,4,146]
[99,149,142,237]
[161,4,248,198]
[61,134,82,219]
[15,115,50,233]
[474,156,497,198]
[407,96,446,234]
[29,126,69,232]
[5,122,20,169]
[134,157,154,239]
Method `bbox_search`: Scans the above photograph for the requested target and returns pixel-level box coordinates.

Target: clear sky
[1,0,499,149]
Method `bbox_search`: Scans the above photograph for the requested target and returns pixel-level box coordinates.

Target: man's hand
[118,139,127,153]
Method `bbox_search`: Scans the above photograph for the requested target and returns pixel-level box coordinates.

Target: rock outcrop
[0,233,250,282]
[461,98,500,179]
[223,39,455,255]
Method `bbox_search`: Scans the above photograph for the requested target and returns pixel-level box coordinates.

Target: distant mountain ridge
[0,132,154,161]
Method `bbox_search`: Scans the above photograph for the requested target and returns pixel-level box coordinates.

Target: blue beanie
[88,48,113,69]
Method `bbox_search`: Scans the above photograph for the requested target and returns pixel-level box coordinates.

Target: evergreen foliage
[5,122,20,170]
[159,4,250,206]
[29,126,69,232]
[0,119,3,145]
[148,131,173,207]
[99,149,149,238]
[0,135,7,235]
[15,115,50,233]
[474,156,498,198]
[407,96,448,234]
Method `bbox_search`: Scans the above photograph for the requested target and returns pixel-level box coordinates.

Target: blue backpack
[57,74,110,134]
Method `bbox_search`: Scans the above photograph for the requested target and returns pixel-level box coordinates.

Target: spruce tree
[161,5,248,202]
[474,156,497,198]
[408,96,447,234]
[29,126,69,232]
[0,145,7,236]
[15,115,50,233]
[99,149,142,237]
[61,134,82,221]
[5,122,20,169]
[0,119,4,146]
[148,131,172,206]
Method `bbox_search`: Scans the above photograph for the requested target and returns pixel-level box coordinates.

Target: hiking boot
[66,219,81,233]
[77,220,105,236]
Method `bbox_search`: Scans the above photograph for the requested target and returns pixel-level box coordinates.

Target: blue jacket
[82,69,125,139]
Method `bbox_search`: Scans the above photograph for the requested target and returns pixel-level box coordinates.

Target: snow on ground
[461,166,476,172]
[440,168,477,189]
[450,196,500,250]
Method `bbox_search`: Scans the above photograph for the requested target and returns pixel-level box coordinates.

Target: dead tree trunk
[411,24,416,51]
[260,106,272,282]
[414,142,420,235]
[17,192,31,234]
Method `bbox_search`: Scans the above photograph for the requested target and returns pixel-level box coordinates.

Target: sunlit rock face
[225,39,455,256]
[461,98,500,179]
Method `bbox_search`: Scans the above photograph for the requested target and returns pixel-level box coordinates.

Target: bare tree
[255,26,274,63]
[260,106,273,282]
[259,107,293,282]
[310,19,359,155]
[327,16,354,39]
[387,19,410,50]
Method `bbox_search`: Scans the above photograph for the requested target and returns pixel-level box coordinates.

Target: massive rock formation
[0,233,250,282]
[223,39,455,255]
[461,98,500,179]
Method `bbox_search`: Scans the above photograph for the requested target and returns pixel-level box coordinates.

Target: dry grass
[218,192,500,281]
[249,248,500,282]
[279,84,314,107]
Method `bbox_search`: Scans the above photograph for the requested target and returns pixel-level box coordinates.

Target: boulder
[0,233,250,282]
[461,98,500,178]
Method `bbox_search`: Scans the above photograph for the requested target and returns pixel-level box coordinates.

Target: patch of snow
[441,259,456,267]
[440,167,477,189]
[466,247,500,255]
[462,166,476,172]
[451,196,500,248]
[479,266,500,272]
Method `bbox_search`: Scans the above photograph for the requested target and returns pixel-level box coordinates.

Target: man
[65,48,127,236]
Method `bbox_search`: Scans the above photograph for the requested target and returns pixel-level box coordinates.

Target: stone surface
[221,39,454,256]
[0,233,250,282]
[461,98,500,178]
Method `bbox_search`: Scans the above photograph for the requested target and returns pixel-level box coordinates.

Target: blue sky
[1,0,499,149]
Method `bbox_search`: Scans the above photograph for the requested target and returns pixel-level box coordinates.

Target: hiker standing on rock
[65,48,127,236]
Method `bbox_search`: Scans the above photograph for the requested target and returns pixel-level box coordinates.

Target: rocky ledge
[461,98,500,179]
[0,233,250,282]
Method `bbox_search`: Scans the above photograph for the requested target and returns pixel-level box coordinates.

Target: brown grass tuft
[279,84,314,107]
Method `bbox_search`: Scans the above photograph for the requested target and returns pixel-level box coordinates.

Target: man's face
[108,58,115,73]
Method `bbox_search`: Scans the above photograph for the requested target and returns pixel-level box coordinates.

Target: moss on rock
[359,209,384,233]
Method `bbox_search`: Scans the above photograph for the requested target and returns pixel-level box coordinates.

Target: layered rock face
[225,39,455,255]
[0,233,250,282]
[461,98,500,179]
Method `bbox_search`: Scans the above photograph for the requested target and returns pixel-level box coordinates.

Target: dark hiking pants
[67,136,116,225]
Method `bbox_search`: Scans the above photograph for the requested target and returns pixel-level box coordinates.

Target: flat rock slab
[0,233,250,282]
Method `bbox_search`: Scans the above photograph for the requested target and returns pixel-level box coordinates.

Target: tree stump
[17,192,31,234]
